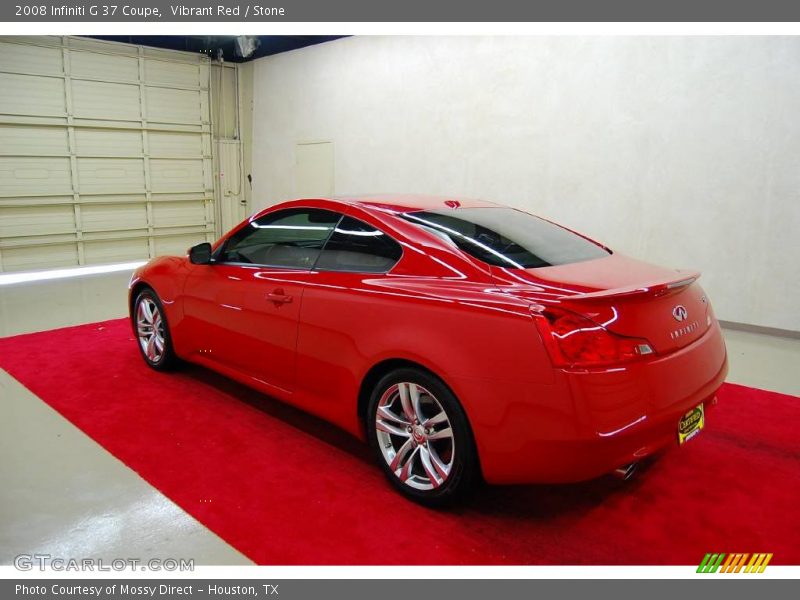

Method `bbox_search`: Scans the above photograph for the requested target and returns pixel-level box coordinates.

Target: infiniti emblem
[672,305,688,322]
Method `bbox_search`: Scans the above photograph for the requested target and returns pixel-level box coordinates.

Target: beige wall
[251,36,800,331]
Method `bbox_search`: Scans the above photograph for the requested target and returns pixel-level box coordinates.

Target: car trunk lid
[493,254,712,354]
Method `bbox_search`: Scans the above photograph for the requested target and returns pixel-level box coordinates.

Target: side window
[315,216,403,273]
[220,208,341,269]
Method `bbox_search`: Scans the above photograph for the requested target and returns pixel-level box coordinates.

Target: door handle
[267,289,293,305]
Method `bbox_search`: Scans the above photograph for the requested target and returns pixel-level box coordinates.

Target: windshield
[402,207,609,269]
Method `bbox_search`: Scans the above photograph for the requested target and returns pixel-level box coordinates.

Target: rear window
[402,207,609,269]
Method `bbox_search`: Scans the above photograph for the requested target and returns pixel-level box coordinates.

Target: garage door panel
[75,129,143,157]
[148,131,203,158]
[0,194,73,207]
[70,50,139,82]
[1,243,79,271]
[146,88,202,123]
[150,159,204,192]
[0,41,63,75]
[145,59,202,88]
[83,238,150,264]
[70,37,137,56]
[0,125,69,156]
[72,80,141,121]
[78,193,147,205]
[0,73,66,117]
[76,158,145,194]
[0,205,76,238]
[0,157,72,197]
[0,36,215,272]
[80,203,148,233]
[152,201,206,228]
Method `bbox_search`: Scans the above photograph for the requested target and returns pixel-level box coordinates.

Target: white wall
[252,36,800,332]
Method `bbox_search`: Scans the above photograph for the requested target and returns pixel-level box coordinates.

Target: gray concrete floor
[0,370,250,565]
[0,269,798,566]
[0,271,251,566]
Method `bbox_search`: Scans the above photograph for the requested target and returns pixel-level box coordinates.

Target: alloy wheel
[136,297,165,363]
[375,382,455,490]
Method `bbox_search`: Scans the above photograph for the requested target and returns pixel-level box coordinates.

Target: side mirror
[189,242,213,265]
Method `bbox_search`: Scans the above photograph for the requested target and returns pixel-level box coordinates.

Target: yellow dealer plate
[678,403,704,445]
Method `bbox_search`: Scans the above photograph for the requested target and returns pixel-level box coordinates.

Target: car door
[181,207,342,394]
[293,215,405,424]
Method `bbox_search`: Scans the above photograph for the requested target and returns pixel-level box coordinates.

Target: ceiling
[89,36,347,63]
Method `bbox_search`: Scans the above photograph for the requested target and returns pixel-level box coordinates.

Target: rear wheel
[134,288,178,371]
[367,367,477,506]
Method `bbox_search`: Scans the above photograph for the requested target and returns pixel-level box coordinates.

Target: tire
[367,367,477,507]
[133,288,178,371]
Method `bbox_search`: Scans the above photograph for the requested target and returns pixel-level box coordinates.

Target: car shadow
[177,362,652,520]
[180,363,374,466]
[459,462,655,520]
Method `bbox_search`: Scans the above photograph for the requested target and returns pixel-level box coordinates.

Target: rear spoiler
[559,271,700,302]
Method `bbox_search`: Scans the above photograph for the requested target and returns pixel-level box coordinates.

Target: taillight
[534,307,654,368]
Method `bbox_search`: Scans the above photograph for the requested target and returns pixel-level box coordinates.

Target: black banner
[3,579,798,600]
[4,0,800,22]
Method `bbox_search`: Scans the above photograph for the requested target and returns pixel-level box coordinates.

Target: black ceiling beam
[88,35,348,62]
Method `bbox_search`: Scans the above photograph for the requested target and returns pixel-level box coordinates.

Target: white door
[216,140,247,233]
[0,36,216,272]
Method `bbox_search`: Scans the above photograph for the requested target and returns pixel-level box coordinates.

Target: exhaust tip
[613,462,638,481]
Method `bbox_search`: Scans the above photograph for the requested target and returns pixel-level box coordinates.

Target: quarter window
[314,216,402,273]
[219,208,340,269]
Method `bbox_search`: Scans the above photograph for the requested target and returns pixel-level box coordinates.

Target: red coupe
[129,195,728,505]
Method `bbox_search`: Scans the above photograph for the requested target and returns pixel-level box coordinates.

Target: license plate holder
[678,403,704,445]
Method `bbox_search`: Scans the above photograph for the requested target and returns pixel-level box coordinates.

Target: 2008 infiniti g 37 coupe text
[129,195,728,505]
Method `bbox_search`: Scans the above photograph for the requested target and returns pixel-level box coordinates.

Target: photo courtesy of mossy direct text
[15,584,277,597]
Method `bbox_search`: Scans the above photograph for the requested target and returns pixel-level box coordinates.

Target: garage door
[0,36,216,272]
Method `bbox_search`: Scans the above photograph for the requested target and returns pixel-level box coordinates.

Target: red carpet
[1,319,798,565]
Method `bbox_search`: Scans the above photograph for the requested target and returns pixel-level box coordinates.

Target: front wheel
[133,288,178,371]
[367,367,478,506]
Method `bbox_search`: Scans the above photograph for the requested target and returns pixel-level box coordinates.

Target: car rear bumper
[461,321,728,484]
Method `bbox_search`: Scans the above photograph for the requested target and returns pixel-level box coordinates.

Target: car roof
[332,194,501,212]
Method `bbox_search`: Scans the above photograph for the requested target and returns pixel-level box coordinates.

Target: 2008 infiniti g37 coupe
[129,195,728,505]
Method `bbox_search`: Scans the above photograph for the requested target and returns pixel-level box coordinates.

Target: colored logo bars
[697,553,773,573]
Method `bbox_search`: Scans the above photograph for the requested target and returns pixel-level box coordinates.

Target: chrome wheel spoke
[377,405,410,427]
[376,418,411,437]
[398,446,420,482]
[145,334,158,360]
[390,438,416,472]
[427,426,453,441]
[398,382,417,422]
[140,299,154,323]
[418,446,442,488]
[426,444,451,480]
[408,383,424,422]
[422,410,448,428]
[136,302,149,326]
